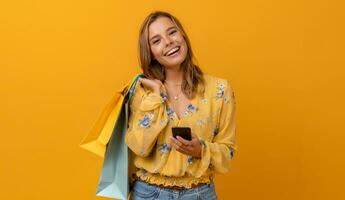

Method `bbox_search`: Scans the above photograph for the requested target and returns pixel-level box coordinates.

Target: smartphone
[172,127,192,141]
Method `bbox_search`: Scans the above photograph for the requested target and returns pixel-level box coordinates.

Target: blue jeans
[130,180,217,200]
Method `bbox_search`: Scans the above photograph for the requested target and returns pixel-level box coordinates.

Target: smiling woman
[125,11,237,200]
[148,17,188,71]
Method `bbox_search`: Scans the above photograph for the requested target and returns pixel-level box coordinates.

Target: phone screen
[172,127,192,141]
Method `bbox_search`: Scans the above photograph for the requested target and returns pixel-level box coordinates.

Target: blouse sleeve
[125,86,169,157]
[194,80,237,177]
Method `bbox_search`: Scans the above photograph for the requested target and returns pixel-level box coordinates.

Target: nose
[163,36,173,46]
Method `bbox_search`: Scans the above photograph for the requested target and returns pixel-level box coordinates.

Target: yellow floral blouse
[125,74,237,188]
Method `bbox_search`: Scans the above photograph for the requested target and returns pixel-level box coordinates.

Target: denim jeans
[130,180,217,200]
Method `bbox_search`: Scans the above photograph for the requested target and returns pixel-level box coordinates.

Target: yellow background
[1,0,344,199]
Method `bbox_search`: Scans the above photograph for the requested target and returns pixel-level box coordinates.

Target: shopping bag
[94,74,143,200]
[79,73,143,157]
[96,96,128,199]
[96,74,143,199]
[79,90,124,157]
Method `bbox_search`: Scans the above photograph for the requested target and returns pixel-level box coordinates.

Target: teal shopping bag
[96,74,144,200]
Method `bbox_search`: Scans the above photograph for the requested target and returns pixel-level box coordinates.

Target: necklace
[172,91,182,100]
[164,82,183,101]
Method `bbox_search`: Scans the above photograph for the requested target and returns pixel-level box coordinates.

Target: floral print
[125,74,237,188]
[187,155,193,165]
[166,103,199,119]
[201,97,208,104]
[186,104,198,112]
[216,82,225,98]
[224,96,230,104]
[160,119,168,126]
[180,103,198,118]
[138,112,154,128]
[159,143,171,154]
[182,111,189,117]
[160,92,168,103]
[167,107,175,118]
[196,119,206,126]
[227,148,234,160]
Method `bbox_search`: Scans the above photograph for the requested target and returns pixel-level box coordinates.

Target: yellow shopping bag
[79,73,143,158]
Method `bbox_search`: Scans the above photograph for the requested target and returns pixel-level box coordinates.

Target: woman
[125,11,237,200]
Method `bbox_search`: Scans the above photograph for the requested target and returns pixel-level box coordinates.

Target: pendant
[174,96,178,100]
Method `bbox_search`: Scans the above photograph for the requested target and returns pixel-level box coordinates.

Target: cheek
[150,46,162,59]
[179,42,188,59]
[177,36,188,54]
[177,34,186,44]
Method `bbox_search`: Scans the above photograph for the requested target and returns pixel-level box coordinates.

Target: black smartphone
[172,127,192,141]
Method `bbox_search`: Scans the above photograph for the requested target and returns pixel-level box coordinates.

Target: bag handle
[127,73,145,101]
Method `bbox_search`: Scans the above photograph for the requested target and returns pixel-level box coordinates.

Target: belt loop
[196,186,200,200]
[154,187,161,199]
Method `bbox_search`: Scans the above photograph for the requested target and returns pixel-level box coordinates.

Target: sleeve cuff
[193,139,211,178]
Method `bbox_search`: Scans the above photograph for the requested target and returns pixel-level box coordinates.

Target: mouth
[165,46,181,57]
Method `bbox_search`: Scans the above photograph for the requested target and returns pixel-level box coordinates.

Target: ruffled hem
[135,169,212,189]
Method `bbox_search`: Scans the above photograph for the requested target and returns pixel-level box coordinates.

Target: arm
[125,85,169,157]
[194,80,237,177]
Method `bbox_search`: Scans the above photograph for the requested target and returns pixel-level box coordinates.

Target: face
[148,16,188,69]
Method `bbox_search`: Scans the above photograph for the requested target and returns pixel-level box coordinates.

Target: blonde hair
[138,11,205,99]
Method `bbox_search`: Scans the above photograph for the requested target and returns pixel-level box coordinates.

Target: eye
[169,30,177,35]
[153,39,160,44]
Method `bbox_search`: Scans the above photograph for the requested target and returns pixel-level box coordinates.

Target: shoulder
[202,74,236,107]
[202,74,234,92]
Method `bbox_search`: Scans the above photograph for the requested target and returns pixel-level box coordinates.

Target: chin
[162,54,187,68]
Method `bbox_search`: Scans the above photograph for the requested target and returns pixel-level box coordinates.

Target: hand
[138,78,163,94]
[170,132,202,158]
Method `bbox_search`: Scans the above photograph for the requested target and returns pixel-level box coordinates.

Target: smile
[165,46,180,57]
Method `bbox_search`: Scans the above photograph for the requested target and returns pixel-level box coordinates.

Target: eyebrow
[149,26,177,42]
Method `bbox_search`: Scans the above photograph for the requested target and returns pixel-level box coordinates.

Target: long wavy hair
[138,11,205,99]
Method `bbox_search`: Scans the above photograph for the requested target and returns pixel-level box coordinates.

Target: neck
[164,66,183,84]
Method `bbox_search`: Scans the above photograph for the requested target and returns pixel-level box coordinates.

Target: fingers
[176,136,192,146]
[171,141,190,155]
[171,136,189,148]
[138,78,161,92]
[138,78,150,85]
[170,137,192,154]
[153,79,163,85]
[170,133,202,158]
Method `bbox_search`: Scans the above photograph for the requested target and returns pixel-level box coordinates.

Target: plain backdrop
[1,0,345,200]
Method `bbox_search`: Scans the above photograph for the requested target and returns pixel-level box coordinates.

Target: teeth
[166,47,179,56]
